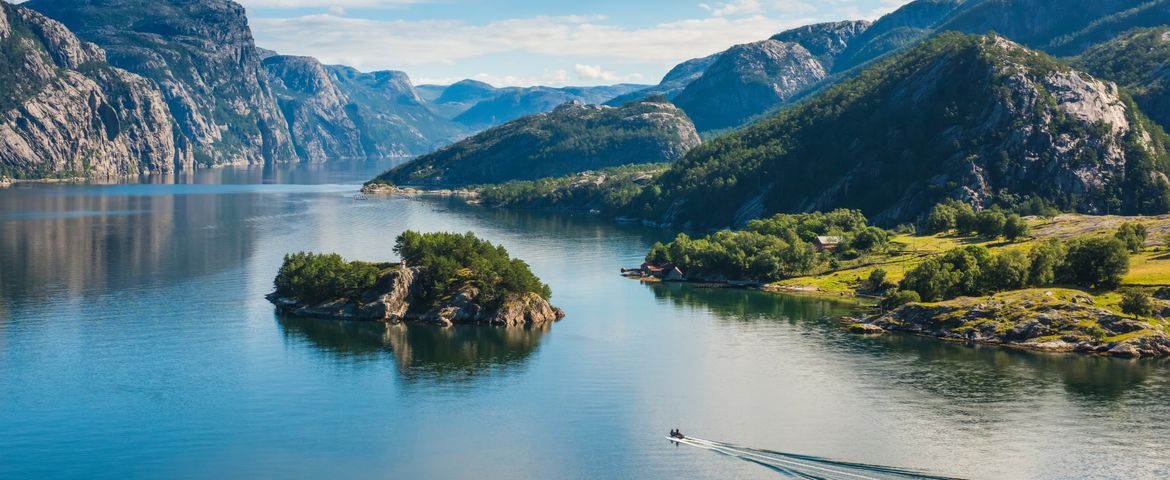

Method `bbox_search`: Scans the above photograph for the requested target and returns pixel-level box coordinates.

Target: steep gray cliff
[0,2,176,179]
[27,0,298,167]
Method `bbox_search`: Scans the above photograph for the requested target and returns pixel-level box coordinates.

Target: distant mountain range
[5,0,1170,190]
[0,0,650,179]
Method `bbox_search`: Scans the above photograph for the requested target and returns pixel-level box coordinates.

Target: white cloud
[699,0,817,18]
[250,14,807,75]
[573,64,643,82]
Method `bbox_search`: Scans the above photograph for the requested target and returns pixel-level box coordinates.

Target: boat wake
[668,436,964,480]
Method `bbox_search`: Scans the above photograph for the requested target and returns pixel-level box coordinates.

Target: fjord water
[1,161,1168,480]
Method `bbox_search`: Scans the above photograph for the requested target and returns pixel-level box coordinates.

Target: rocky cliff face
[377,98,701,187]
[771,20,872,68]
[674,40,827,131]
[27,0,297,167]
[267,266,565,327]
[643,34,1170,230]
[263,55,364,162]
[0,2,177,179]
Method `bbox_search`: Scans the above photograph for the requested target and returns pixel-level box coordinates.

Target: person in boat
[670,429,685,439]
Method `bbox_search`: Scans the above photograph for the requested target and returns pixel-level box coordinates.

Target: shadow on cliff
[275,314,549,384]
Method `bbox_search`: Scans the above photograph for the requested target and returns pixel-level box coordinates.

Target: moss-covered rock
[868,289,1170,357]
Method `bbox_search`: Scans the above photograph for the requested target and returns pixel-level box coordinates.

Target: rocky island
[267,231,564,327]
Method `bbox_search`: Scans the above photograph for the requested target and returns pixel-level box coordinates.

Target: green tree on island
[394,231,552,307]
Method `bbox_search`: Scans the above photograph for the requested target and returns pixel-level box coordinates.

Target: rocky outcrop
[771,20,872,68]
[267,266,565,327]
[673,39,828,131]
[27,0,297,168]
[377,98,700,188]
[864,290,1170,358]
[0,2,177,178]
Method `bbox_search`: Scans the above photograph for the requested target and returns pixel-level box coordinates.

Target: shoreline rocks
[858,290,1170,358]
[360,182,480,198]
[267,266,564,327]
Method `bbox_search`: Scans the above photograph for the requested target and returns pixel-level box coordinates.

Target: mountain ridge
[373,98,700,188]
[620,34,1170,229]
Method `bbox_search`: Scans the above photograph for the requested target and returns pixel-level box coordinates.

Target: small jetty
[621,262,685,282]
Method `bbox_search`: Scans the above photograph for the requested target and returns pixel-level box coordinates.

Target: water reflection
[427,197,672,248]
[646,281,1169,404]
[646,282,860,323]
[0,159,399,310]
[276,315,549,383]
[0,188,269,304]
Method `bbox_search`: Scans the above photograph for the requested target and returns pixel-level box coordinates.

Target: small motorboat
[669,429,685,440]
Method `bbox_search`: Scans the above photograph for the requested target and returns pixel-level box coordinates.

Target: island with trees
[267,231,564,327]
[636,207,1170,358]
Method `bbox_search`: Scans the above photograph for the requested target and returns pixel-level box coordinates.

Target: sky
[239,0,914,87]
[30,0,912,87]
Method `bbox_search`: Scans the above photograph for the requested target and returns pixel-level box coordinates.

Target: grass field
[773,214,1170,296]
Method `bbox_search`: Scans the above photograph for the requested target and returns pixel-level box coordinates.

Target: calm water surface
[1,161,1168,479]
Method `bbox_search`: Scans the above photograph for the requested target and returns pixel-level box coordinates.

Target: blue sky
[242,0,913,86]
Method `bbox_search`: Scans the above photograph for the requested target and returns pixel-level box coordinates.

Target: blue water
[1,160,1168,479]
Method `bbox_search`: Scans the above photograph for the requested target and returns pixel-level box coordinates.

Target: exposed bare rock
[27,0,298,168]
[0,4,8,40]
[492,292,566,327]
[771,20,872,68]
[0,2,176,178]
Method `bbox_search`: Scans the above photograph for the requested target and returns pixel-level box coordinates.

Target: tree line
[274,231,551,309]
[887,223,1150,308]
[645,209,890,282]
